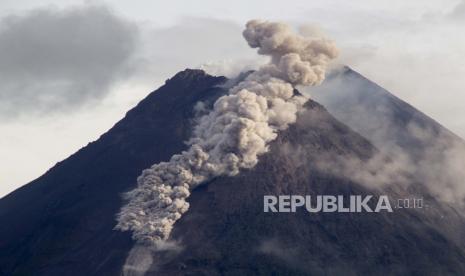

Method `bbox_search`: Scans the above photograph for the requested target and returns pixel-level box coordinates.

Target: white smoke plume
[115,20,338,245]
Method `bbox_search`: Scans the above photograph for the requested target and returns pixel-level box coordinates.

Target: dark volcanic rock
[0,68,464,275]
[149,96,465,276]
[0,69,226,276]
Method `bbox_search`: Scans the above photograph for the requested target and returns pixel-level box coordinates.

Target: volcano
[1,68,465,275]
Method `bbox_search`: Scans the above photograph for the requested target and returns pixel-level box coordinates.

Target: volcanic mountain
[1,68,465,275]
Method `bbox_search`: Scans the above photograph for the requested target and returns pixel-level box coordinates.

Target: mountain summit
[1,68,465,275]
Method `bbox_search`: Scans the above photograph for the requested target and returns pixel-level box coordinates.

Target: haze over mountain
[311,66,465,204]
[1,68,465,275]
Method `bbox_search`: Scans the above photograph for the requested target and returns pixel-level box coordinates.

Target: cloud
[449,0,465,20]
[0,4,139,118]
[308,67,465,205]
[314,122,465,205]
[0,16,261,198]
[322,2,465,139]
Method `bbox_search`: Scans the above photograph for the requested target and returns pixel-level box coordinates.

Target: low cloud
[0,4,139,118]
[308,67,465,205]
[314,123,465,205]
[312,1,465,139]
[449,0,465,21]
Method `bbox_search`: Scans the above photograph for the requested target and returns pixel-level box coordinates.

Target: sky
[0,0,464,197]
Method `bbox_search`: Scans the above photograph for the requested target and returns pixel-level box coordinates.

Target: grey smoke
[122,246,154,276]
[307,67,465,205]
[122,240,182,276]
[405,122,465,203]
[312,123,465,205]
[115,20,338,245]
[0,4,139,118]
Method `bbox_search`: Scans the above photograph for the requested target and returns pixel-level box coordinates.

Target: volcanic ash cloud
[115,20,338,245]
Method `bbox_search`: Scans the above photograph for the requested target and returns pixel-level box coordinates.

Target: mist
[307,66,465,205]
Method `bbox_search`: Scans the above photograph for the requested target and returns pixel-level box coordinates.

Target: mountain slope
[312,66,465,157]
[0,69,226,275]
[0,69,464,275]
[312,66,465,228]
[150,95,465,276]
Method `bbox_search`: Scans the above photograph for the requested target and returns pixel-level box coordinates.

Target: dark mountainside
[0,70,227,275]
[1,68,465,275]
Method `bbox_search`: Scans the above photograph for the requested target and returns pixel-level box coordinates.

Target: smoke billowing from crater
[115,20,338,245]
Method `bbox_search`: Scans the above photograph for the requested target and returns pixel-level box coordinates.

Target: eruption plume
[115,20,338,245]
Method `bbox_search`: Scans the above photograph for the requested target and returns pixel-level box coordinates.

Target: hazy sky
[1,0,464,197]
